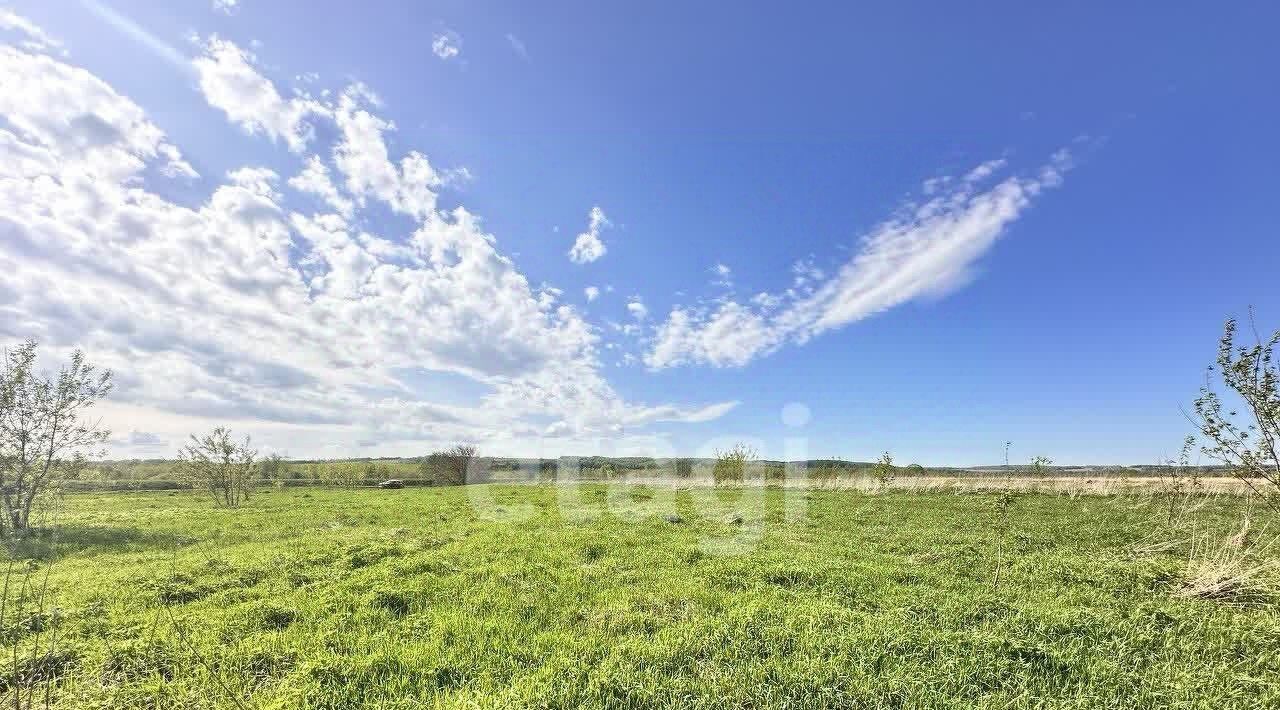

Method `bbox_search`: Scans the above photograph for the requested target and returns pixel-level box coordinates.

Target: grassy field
[5,485,1279,708]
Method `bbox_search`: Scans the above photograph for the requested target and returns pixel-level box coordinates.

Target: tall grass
[1,486,1274,707]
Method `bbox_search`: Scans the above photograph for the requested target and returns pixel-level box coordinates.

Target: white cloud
[627,298,648,321]
[431,31,460,60]
[0,45,196,182]
[0,34,732,455]
[288,155,354,217]
[645,153,1072,369]
[568,206,609,264]
[193,36,326,152]
[584,286,600,302]
[331,86,444,219]
[212,0,240,15]
[711,262,732,287]
[965,158,1006,183]
[0,9,65,55]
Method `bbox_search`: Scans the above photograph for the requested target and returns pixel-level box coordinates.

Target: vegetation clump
[424,445,478,487]
[1192,313,1280,508]
[178,428,257,508]
[712,443,757,484]
[872,451,896,490]
[0,341,111,534]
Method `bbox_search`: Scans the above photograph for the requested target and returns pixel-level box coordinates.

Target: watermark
[461,402,819,555]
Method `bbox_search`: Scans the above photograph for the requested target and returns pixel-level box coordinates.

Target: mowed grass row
[11,486,1280,708]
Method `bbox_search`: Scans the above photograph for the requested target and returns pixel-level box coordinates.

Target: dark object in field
[663,514,683,524]
[378,479,405,489]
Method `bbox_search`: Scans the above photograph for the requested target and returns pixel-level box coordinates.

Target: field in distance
[15,485,1280,708]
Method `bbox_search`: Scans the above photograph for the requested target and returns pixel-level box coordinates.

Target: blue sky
[1,1,1277,464]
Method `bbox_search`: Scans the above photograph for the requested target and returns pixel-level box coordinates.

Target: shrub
[872,452,895,489]
[809,465,841,487]
[713,444,757,484]
[1157,436,1206,527]
[1027,455,1053,478]
[674,458,694,479]
[763,463,786,482]
[178,427,257,508]
[426,445,477,486]
[1191,312,1280,509]
[260,453,287,485]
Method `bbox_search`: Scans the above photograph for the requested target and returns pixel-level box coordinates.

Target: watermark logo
[461,403,817,555]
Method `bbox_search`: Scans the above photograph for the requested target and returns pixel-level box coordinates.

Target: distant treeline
[73,456,1236,493]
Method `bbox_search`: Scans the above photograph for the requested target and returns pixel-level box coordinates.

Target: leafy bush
[713,443,757,484]
[674,458,694,478]
[872,452,895,489]
[808,465,841,487]
[425,445,477,486]
[763,463,787,482]
[260,453,287,485]
[1192,313,1280,508]
[179,427,257,508]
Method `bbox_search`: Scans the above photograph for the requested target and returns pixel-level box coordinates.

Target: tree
[179,427,257,507]
[1191,314,1280,509]
[0,341,112,534]
[426,445,477,486]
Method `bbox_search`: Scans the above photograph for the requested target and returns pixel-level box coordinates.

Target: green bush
[712,444,757,484]
[425,445,477,486]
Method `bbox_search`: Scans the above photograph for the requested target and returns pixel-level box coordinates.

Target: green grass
[5,485,1279,708]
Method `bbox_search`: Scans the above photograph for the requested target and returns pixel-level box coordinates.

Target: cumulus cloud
[584,286,600,302]
[645,153,1072,369]
[193,36,326,152]
[568,206,609,264]
[0,28,731,455]
[212,0,240,14]
[0,44,196,181]
[331,85,443,219]
[288,155,355,217]
[626,298,648,321]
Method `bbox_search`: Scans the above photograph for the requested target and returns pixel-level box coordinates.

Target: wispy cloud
[711,262,732,288]
[80,0,193,73]
[645,152,1073,369]
[0,9,66,55]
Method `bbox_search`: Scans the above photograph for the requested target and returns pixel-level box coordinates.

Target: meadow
[4,483,1277,708]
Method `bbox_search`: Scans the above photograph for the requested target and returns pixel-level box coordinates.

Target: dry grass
[562,472,1264,497]
[1176,513,1279,605]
